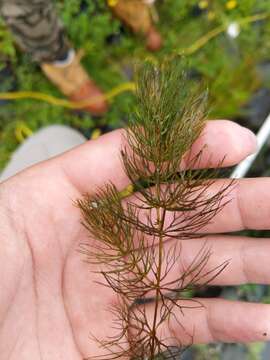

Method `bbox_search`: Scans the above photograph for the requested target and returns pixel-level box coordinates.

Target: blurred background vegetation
[1,0,270,358]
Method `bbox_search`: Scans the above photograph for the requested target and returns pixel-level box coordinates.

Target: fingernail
[241,126,257,155]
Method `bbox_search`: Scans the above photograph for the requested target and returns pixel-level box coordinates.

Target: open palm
[0,120,269,360]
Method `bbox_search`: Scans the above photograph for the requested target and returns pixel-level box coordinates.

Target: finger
[199,177,270,233]
[58,120,256,193]
[182,119,256,169]
[160,235,270,288]
[150,298,270,345]
[129,177,270,236]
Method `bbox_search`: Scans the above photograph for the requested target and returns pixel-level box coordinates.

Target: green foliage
[247,342,265,360]
[158,0,270,117]
[0,0,270,169]
[192,344,221,360]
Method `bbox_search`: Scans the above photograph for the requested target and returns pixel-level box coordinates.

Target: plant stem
[150,203,166,358]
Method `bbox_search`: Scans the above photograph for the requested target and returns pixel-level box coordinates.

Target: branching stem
[77,58,233,360]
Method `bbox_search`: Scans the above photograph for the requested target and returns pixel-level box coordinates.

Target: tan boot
[109,0,163,51]
[145,25,163,52]
[41,51,108,115]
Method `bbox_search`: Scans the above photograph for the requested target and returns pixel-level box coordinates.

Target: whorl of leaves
[77,58,232,360]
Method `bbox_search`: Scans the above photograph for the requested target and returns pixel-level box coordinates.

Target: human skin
[0,120,269,360]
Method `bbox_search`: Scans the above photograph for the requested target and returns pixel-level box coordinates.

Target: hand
[0,120,266,359]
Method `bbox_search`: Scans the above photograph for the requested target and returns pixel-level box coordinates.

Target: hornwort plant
[77,58,232,360]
